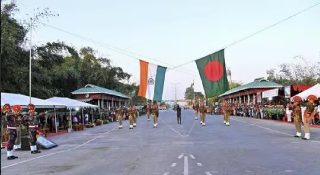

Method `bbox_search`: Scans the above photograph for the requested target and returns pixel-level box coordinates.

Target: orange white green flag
[138,60,167,101]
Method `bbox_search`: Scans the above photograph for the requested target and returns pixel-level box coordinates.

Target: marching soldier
[128,105,134,129]
[225,102,232,126]
[133,105,137,127]
[199,101,207,126]
[146,101,151,121]
[222,101,227,124]
[194,99,199,120]
[4,104,19,160]
[23,104,41,154]
[292,96,302,137]
[302,95,317,140]
[116,107,123,129]
[152,101,159,128]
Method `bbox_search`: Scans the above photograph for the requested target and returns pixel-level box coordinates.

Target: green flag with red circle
[195,49,229,98]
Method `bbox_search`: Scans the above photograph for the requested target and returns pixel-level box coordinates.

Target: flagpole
[29,18,33,104]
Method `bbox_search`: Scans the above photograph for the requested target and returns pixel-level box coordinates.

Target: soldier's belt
[7,126,17,130]
[29,125,38,128]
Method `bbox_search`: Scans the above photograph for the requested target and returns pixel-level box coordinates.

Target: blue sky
[11,0,320,100]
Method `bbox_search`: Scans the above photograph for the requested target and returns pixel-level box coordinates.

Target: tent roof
[71,84,129,99]
[219,79,282,97]
[1,92,65,108]
[291,84,320,100]
[46,97,98,108]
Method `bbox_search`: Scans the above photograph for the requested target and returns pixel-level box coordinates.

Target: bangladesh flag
[195,49,229,98]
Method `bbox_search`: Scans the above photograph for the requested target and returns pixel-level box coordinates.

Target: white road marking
[178,153,184,159]
[189,154,195,159]
[187,120,196,136]
[284,170,294,173]
[1,126,118,169]
[171,163,177,167]
[197,163,202,167]
[184,156,189,175]
[160,119,185,137]
[205,171,212,175]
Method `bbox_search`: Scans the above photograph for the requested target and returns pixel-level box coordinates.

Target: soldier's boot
[31,145,41,154]
[302,133,310,140]
[133,123,137,127]
[129,125,133,129]
[118,125,123,129]
[7,150,18,160]
[223,121,226,124]
[294,132,301,137]
[14,144,21,150]
[226,122,230,126]
[202,122,206,126]
[195,116,198,120]
[153,123,157,128]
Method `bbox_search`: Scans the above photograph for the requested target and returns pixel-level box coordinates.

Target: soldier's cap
[292,96,302,103]
[12,105,22,113]
[307,95,317,101]
[28,103,36,112]
[2,104,11,113]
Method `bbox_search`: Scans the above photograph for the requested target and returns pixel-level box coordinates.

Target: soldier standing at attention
[116,106,123,129]
[4,104,19,160]
[291,96,302,137]
[302,95,317,140]
[176,104,182,125]
[152,101,159,128]
[23,104,41,154]
[222,101,227,125]
[199,101,207,126]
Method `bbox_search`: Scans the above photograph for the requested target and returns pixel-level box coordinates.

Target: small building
[71,84,130,109]
[219,78,283,104]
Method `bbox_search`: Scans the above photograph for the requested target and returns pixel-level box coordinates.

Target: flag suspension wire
[39,22,198,76]
[170,1,320,70]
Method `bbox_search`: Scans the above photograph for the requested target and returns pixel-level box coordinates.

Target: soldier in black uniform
[23,104,41,154]
[176,104,182,124]
[4,104,19,160]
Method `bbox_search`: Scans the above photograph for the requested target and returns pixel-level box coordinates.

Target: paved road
[1,109,320,175]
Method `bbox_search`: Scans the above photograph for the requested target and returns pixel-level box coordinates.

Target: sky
[9,0,320,100]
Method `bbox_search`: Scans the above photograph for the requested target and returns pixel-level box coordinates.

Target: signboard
[262,88,279,98]
[37,136,58,149]
[284,86,291,98]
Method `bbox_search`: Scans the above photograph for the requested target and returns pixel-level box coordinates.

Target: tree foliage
[1,3,137,99]
[266,56,320,85]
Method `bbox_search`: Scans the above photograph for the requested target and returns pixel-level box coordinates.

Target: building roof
[71,84,129,99]
[219,79,283,97]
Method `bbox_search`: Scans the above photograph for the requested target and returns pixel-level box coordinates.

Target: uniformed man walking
[291,96,302,137]
[116,107,124,129]
[132,105,137,127]
[176,104,182,124]
[199,101,207,126]
[146,101,151,121]
[23,104,41,154]
[128,105,135,129]
[194,100,199,120]
[3,104,19,160]
[302,95,317,140]
[224,102,232,126]
[152,101,159,128]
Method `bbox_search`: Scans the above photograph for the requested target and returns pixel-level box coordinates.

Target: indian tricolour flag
[138,60,167,101]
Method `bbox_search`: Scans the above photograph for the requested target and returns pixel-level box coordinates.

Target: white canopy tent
[1,92,66,134]
[291,84,320,100]
[46,97,98,108]
[1,92,65,108]
[46,97,98,132]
